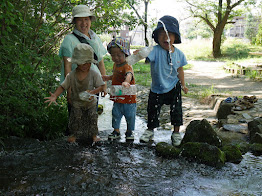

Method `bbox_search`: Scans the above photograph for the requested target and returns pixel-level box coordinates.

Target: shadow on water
[1,96,262,195]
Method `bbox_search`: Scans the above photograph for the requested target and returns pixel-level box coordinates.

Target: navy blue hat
[152,15,181,44]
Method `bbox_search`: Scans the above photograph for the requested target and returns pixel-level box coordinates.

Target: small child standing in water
[103,37,136,141]
[139,15,188,146]
[44,43,105,143]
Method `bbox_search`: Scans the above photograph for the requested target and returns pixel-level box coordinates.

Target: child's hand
[182,86,188,94]
[44,92,58,106]
[122,82,130,88]
[87,90,95,101]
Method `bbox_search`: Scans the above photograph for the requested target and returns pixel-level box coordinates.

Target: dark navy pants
[147,82,183,130]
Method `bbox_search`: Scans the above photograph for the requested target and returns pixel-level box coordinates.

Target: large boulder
[221,145,243,163]
[180,142,226,168]
[181,119,222,147]
[248,117,262,144]
[155,142,180,158]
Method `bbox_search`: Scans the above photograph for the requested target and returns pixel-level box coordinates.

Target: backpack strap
[72,32,98,61]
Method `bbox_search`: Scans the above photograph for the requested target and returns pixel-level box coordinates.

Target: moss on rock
[249,143,262,156]
[181,119,222,147]
[156,142,180,158]
[221,144,243,163]
[180,142,226,168]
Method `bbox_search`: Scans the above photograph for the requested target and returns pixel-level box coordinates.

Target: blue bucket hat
[107,37,131,56]
[152,15,181,44]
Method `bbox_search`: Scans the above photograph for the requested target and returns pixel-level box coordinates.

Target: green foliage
[255,22,262,45]
[245,13,259,44]
[0,0,139,140]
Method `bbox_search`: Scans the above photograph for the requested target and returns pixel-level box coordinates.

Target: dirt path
[184,61,262,98]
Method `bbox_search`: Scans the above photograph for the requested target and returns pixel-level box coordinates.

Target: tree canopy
[183,0,256,58]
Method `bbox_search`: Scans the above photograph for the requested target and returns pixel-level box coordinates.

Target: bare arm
[63,56,72,77]
[62,56,72,103]
[89,85,105,95]
[177,66,188,94]
[102,75,113,81]
[44,86,65,106]
[122,72,133,88]
[97,59,107,96]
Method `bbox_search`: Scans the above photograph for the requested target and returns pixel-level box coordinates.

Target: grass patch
[176,39,213,61]
[185,84,223,104]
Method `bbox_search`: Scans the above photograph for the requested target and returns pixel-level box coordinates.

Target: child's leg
[68,106,99,142]
[108,103,123,139]
[93,135,101,142]
[170,83,183,130]
[112,102,123,133]
[124,103,136,140]
[123,103,136,131]
[147,91,162,130]
[174,126,180,133]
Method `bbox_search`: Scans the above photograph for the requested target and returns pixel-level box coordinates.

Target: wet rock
[180,142,226,168]
[155,142,180,158]
[248,117,262,144]
[252,133,262,144]
[249,143,262,156]
[242,113,252,120]
[217,129,248,147]
[222,124,248,134]
[221,145,243,163]
[181,119,222,147]
[216,102,233,120]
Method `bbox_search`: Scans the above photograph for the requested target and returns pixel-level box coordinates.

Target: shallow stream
[1,96,262,195]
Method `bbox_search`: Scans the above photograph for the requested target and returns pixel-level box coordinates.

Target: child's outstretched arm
[44,86,65,106]
[177,67,188,94]
[89,84,106,95]
[102,75,113,81]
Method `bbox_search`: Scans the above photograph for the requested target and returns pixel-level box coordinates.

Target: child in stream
[44,43,105,143]
[139,15,188,146]
[103,37,136,141]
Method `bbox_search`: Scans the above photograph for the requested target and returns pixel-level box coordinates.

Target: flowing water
[1,96,262,195]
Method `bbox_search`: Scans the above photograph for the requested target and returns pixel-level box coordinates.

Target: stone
[181,119,222,147]
[221,145,243,163]
[216,102,234,120]
[180,142,226,168]
[155,142,180,158]
[227,118,239,124]
[248,117,262,144]
[252,132,262,144]
[223,124,248,134]
[242,113,252,119]
[249,143,262,156]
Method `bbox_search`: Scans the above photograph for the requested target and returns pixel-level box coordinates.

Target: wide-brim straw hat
[71,5,96,23]
[70,43,97,65]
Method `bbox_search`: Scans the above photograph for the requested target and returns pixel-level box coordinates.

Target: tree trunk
[212,28,223,58]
